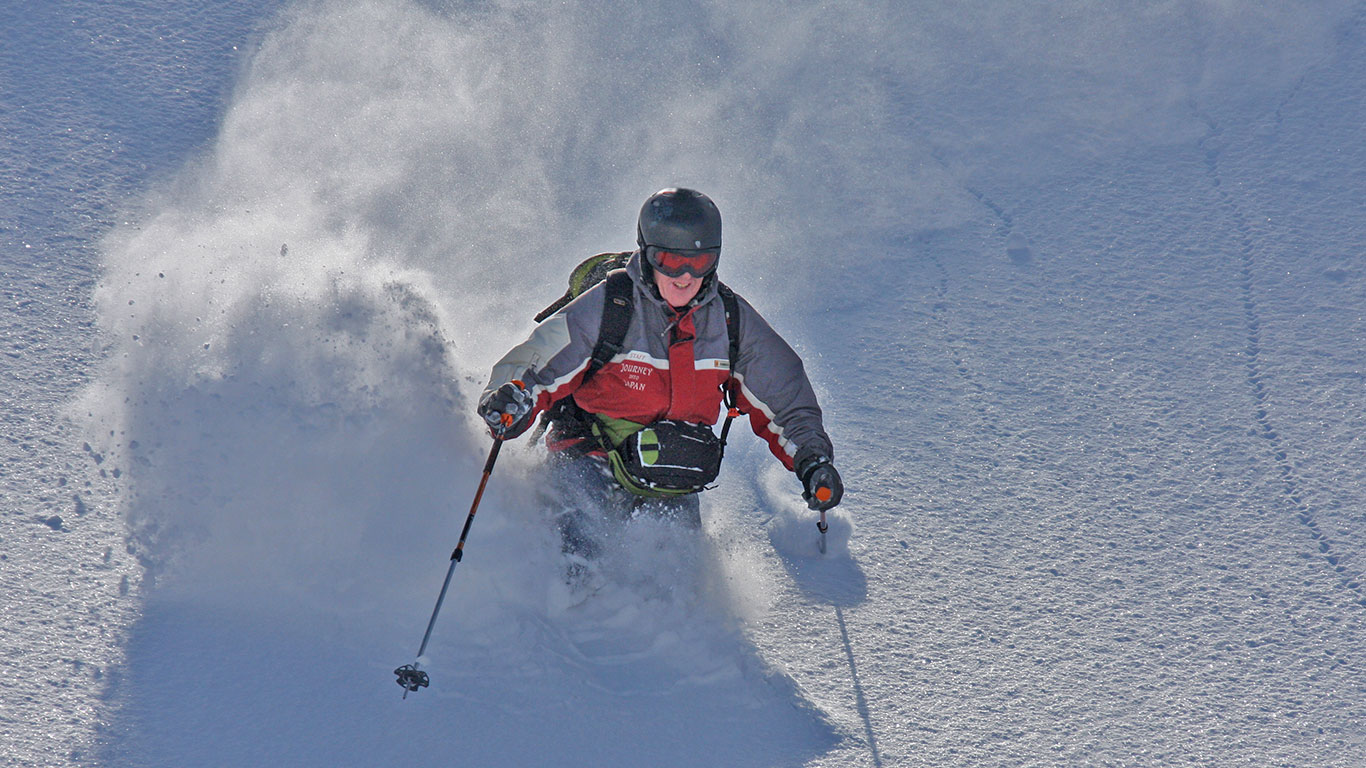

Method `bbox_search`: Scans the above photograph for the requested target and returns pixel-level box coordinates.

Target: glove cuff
[794,446,832,484]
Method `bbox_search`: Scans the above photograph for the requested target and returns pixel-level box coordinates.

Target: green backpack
[533,251,633,323]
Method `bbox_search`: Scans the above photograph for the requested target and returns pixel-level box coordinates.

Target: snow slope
[1,3,284,763]
[4,1,1366,766]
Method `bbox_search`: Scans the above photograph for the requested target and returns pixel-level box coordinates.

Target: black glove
[477,380,535,439]
[796,450,843,511]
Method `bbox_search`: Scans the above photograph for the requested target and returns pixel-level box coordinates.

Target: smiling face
[653,269,704,308]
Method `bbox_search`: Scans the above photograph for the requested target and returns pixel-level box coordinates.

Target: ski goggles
[645,245,720,278]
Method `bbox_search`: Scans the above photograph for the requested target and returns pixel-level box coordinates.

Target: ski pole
[395,437,504,698]
[809,483,833,555]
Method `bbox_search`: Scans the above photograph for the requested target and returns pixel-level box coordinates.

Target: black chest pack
[532,252,742,496]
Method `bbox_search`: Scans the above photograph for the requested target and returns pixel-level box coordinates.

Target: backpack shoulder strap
[530,258,634,443]
[586,269,634,380]
[716,281,741,379]
[716,282,743,451]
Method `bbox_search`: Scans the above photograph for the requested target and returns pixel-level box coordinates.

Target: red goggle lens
[646,246,720,277]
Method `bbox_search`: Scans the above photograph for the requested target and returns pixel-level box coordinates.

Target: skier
[476,188,842,561]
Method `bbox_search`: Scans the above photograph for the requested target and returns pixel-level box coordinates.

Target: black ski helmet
[636,188,722,253]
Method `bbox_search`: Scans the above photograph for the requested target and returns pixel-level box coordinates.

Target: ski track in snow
[803,23,1366,757]
[1200,112,1366,607]
[1205,1,1366,612]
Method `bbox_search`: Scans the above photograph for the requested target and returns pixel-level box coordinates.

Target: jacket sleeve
[481,283,606,417]
[730,296,834,471]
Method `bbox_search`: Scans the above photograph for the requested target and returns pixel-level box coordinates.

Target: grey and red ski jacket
[483,251,833,472]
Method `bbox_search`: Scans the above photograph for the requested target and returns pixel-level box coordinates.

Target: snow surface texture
[4,0,1366,765]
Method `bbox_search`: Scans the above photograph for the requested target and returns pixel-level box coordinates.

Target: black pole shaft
[412,438,503,662]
